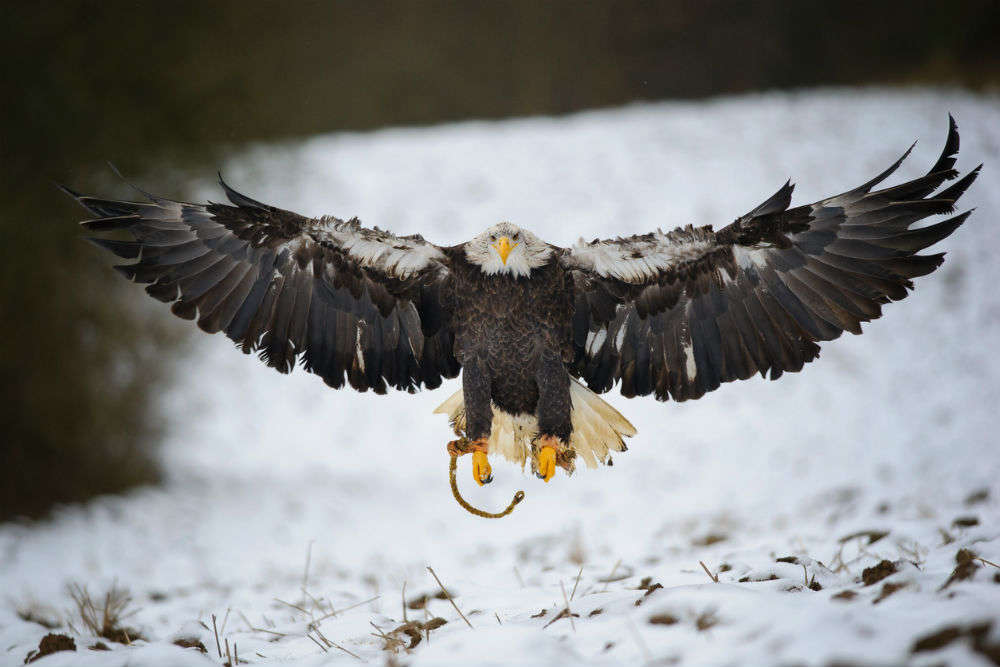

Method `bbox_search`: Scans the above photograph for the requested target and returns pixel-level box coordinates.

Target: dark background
[2,0,998,521]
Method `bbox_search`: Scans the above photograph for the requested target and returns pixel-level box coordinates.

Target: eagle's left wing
[67,176,460,393]
[561,117,978,401]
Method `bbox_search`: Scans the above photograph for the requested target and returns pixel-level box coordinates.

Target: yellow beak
[493,236,516,264]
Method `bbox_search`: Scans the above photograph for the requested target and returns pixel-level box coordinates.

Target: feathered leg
[534,348,573,482]
[454,355,493,485]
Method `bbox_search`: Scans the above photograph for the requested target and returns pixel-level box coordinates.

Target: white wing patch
[566,225,718,284]
[320,217,446,279]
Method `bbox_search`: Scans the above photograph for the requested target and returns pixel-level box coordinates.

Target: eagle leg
[534,434,568,483]
[446,437,492,486]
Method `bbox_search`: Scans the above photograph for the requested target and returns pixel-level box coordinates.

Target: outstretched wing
[67,177,460,393]
[562,117,978,401]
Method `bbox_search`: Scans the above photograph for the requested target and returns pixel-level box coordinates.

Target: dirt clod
[775,556,799,564]
[25,633,75,664]
[695,611,718,632]
[693,534,727,547]
[89,642,110,651]
[173,637,208,653]
[939,548,980,590]
[965,489,990,505]
[406,590,452,610]
[831,590,857,601]
[588,608,603,617]
[738,574,778,583]
[952,516,980,528]
[861,560,897,586]
[911,621,1000,663]
[873,582,907,604]
[839,530,889,545]
[649,613,678,625]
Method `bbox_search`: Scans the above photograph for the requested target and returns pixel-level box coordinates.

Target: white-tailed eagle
[67,118,978,493]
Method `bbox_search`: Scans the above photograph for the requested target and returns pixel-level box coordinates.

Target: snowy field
[4,88,1000,666]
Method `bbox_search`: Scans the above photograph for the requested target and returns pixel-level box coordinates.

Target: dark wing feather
[67,177,459,392]
[565,116,978,401]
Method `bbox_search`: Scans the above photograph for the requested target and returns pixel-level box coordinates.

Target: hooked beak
[492,236,516,264]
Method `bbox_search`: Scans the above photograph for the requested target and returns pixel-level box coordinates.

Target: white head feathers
[464,222,552,278]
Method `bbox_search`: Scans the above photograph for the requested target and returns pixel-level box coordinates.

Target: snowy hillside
[3,88,999,666]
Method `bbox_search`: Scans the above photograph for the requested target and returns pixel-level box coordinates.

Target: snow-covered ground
[4,88,1000,666]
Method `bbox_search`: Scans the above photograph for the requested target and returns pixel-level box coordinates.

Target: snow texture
[3,88,1000,667]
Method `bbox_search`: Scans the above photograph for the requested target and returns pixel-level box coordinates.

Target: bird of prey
[68,118,978,490]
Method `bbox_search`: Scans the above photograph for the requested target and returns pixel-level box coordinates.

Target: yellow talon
[537,445,557,483]
[472,451,492,486]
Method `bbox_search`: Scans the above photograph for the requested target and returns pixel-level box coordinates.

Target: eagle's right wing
[67,177,460,393]
[562,117,978,401]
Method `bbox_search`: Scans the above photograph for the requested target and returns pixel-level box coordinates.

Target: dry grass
[67,582,143,644]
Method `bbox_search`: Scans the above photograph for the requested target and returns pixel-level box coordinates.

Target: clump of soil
[634,577,663,605]
[964,489,989,505]
[693,534,727,547]
[25,633,75,664]
[939,548,980,590]
[696,611,718,632]
[173,637,207,653]
[776,556,799,564]
[406,590,452,610]
[738,574,779,583]
[588,608,604,617]
[952,516,980,528]
[89,642,110,651]
[831,590,858,601]
[873,582,907,604]
[649,613,678,625]
[861,560,897,586]
[388,618,447,649]
[839,530,889,545]
[911,621,1000,663]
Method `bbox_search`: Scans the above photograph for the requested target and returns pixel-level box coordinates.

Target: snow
[4,87,1000,666]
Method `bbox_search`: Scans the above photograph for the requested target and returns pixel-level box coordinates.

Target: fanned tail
[433,378,636,474]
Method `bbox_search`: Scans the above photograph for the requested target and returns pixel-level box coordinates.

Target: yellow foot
[536,446,556,482]
[472,451,492,486]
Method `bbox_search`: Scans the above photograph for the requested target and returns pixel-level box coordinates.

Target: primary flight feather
[68,117,979,487]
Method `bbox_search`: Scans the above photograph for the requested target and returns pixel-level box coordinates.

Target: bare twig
[225,637,233,666]
[495,612,502,625]
[570,566,584,601]
[401,581,408,624]
[426,567,472,629]
[211,614,222,658]
[802,563,809,587]
[313,595,380,623]
[306,632,328,653]
[220,607,231,636]
[976,557,1000,569]
[561,581,576,632]
[274,598,309,615]
[514,566,525,588]
[699,561,719,583]
[329,639,363,661]
[302,540,314,591]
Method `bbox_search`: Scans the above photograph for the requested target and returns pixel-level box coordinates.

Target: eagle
[67,118,978,490]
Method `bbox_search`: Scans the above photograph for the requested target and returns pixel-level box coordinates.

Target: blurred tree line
[2,0,997,521]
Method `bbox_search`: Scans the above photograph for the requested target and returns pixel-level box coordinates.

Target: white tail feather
[433,378,636,474]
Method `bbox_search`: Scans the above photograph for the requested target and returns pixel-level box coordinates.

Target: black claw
[535,473,545,479]
[482,475,493,484]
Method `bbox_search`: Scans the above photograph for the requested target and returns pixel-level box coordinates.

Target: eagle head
[465,222,552,278]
